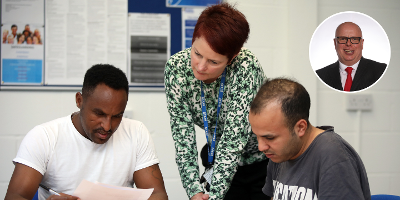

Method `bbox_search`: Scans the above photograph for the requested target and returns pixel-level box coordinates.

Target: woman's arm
[164,51,204,198]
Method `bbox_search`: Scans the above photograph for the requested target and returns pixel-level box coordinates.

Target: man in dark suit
[316,22,387,92]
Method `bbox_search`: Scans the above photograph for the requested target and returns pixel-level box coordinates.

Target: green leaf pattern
[164,48,267,199]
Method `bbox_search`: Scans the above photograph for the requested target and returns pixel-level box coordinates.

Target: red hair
[192,3,250,61]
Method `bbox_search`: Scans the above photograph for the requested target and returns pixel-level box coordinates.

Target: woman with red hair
[165,3,269,200]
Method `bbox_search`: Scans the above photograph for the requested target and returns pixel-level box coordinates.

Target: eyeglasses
[336,37,362,44]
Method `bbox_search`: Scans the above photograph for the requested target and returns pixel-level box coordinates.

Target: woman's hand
[190,192,209,200]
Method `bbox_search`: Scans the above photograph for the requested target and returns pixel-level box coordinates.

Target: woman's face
[18,35,25,43]
[26,37,32,44]
[33,36,38,44]
[34,29,40,36]
[7,36,14,44]
[3,30,8,39]
[191,37,229,84]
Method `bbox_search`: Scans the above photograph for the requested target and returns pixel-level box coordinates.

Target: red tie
[344,67,353,91]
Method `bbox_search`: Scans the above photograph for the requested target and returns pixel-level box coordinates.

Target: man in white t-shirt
[5,64,168,200]
[10,24,18,44]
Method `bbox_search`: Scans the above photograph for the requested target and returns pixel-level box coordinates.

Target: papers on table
[73,179,153,200]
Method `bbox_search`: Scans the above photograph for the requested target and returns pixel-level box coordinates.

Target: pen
[39,183,61,196]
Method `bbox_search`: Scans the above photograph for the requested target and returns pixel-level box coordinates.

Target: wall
[0,0,399,199]
[317,0,400,195]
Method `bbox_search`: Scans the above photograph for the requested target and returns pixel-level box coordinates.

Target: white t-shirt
[13,115,159,200]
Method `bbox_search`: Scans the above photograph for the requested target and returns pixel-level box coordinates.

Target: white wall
[317,0,400,195]
[0,0,399,199]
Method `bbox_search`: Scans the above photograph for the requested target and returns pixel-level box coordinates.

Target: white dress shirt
[339,60,360,89]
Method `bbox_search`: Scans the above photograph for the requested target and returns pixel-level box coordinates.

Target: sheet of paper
[73,179,154,200]
[128,13,170,85]
[181,7,204,50]
[44,0,127,86]
[1,0,45,85]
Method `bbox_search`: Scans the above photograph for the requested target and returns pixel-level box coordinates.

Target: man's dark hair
[11,24,17,29]
[82,64,129,99]
[250,78,311,132]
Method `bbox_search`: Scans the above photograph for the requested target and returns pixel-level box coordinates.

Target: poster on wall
[1,0,45,85]
[166,0,219,7]
[181,7,204,50]
[44,0,128,86]
[128,13,170,87]
[1,0,128,90]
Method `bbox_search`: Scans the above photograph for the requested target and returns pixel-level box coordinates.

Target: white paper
[1,0,44,23]
[73,179,154,200]
[1,0,45,85]
[203,168,213,184]
[106,0,128,73]
[44,0,127,85]
[181,7,204,50]
[128,13,170,85]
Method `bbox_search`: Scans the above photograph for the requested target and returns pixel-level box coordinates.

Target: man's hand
[46,193,80,200]
[190,192,209,200]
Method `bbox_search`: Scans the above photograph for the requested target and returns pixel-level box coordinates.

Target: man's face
[76,83,127,144]
[25,25,30,31]
[249,101,303,163]
[334,22,364,66]
[11,27,17,35]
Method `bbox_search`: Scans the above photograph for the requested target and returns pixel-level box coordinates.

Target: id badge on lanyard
[200,68,226,186]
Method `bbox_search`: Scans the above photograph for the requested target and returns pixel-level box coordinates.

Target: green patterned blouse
[164,47,267,199]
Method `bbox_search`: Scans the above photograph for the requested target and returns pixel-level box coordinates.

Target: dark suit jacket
[316,57,387,91]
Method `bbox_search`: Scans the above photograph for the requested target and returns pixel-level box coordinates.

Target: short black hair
[11,24,17,28]
[22,30,30,35]
[250,77,310,132]
[82,64,129,99]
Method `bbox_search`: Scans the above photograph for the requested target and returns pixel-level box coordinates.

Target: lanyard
[200,68,226,165]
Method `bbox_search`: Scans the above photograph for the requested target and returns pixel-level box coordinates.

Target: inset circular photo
[309,11,390,92]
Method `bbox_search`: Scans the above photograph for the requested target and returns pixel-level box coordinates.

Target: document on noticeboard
[44,0,128,86]
[73,179,153,200]
[128,13,170,85]
[1,0,45,85]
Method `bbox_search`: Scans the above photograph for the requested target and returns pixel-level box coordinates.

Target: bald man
[316,22,387,92]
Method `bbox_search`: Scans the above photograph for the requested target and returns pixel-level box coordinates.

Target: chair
[371,194,400,200]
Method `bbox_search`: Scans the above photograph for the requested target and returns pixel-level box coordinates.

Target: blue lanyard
[200,68,226,165]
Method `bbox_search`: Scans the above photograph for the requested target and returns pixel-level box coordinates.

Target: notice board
[0,0,183,91]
